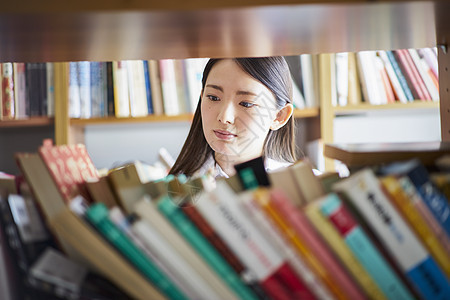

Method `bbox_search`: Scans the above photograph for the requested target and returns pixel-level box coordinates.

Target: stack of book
[2,139,449,299]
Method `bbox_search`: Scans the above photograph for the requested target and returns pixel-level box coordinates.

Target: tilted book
[333,169,450,300]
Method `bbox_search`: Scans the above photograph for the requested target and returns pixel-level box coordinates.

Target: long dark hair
[170,57,296,176]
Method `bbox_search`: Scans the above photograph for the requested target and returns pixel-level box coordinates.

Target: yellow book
[381,176,450,278]
[304,200,387,300]
[253,189,349,300]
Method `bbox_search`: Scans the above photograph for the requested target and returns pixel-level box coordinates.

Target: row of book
[0,62,54,120]
[334,47,439,106]
[1,139,449,299]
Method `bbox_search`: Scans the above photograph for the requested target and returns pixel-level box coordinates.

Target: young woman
[170,57,296,177]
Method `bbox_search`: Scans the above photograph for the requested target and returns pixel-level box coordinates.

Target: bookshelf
[0,0,449,153]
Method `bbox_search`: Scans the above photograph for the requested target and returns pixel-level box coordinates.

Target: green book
[157,195,259,300]
[85,203,188,300]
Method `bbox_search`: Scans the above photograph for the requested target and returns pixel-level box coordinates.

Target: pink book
[394,50,426,100]
[400,49,432,100]
[269,189,367,300]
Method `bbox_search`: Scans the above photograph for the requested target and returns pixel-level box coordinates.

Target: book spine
[68,62,81,118]
[244,191,334,300]
[106,62,115,116]
[143,60,153,114]
[1,63,15,119]
[378,51,408,103]
[38,63,48,116]
[406,163,450,237]
[112,61,130,117]
[89,62,102,118]
[347,52,362,105]
[385,51,414,101]
[148,60,164,115]
[46,62,54,117]
[85,203,188,300]
[333,169,450,300]
[381,176,450,277]
[304,200,387,300]
[320,193,414,300]
[77,61,91,118]
[408,49,439,101]
[159,59,180,116]
[13,62,27,119]
[270,189,367,300]
[399,176,450,254]
[195,188,294,300]
[157,195,259,300]
[402,49,432,100]
[393,50,425,100]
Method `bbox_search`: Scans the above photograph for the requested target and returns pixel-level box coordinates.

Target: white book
[127,60,149,117]
[112,61,131,117]
[133,197,238,300]
[378,51,408,103]
[77,61,91,119]
[159,59,180,116]
[108,207,196,299]
[195,181,283,281]
[335,52,349,107]
[301,54,318,107]
[408,49,439,101]
[68,62,81,118]
[184,58,208,113]
[357,51,384,105]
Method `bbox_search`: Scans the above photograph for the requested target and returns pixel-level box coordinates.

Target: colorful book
[380,176,450,277]
[408,49,439,101]
[85,203,188,300]
[157,195,259,300]
[304,199,387,300]
[319,193,415,300]
[378,51,408,103]
[385,51,414,101]
[148,60,164,115]
[142,60,153,114]
[2,62,15,119]
[333,169,450,300]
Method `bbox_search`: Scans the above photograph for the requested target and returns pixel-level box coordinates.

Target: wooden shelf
[293,107,319,118]
[332,101,439,115]
[0,117,54,128]
[70,114,194,126]
[0,1,442,62]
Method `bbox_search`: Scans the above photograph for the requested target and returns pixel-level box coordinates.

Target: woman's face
[201,59,280,164]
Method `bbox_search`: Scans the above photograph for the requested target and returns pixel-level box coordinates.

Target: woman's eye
[207,95,220,101]
[240,101,256,108]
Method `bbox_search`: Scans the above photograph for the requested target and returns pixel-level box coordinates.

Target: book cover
[380,176,450,277]
[289,160,326,204]
[195,183,297,300]
[157,195,259,300]
[246,190,335,300]
[2,62,15,119]
[38,140,99,204]
[49,207,165,300]
[112,61,131,117]
[85,203,188,300]
[319,193,414,300]
[133,197,239,300]
[380,159,450,237]
[85,175,120,209]
[304,199,387,300]
[333,169,450,300]
[385,51,414,101]
[269,188,367,300]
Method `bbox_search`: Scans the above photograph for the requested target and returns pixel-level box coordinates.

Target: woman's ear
[270,103,293,130]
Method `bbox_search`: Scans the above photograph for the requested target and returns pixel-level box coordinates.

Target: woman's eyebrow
[236,90,257,96]
[205,84,223,92]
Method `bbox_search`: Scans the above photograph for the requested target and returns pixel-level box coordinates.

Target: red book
[2,63,15,119]
[401,49,432,100]
[269,189,367,300]
[394,50,428,100]
[38,139,99,204]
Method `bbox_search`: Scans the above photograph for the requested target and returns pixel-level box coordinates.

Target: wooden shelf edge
[293,107,319,119]
[70,114,194,126]
[0,117,54,128]
[332,100,439,115]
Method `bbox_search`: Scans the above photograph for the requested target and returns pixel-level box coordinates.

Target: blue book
[143,60,153,114]
[320,193,414,300]
[385,51,414,101]
[333,169,450,300]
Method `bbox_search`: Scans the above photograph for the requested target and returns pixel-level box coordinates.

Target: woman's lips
[214,130,237,140]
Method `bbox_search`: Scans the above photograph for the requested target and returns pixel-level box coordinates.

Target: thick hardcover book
[133,197,239,300]
[319,193,414,300]
[304,199,387,300]
[38,140,99,204]
[85,203,188,300]
[380,176,450,277]
[380,159,450,237]
[157,195,259,300]
[333,169,450,300]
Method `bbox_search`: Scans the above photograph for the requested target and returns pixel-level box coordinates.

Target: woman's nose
[217,102,235,125]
